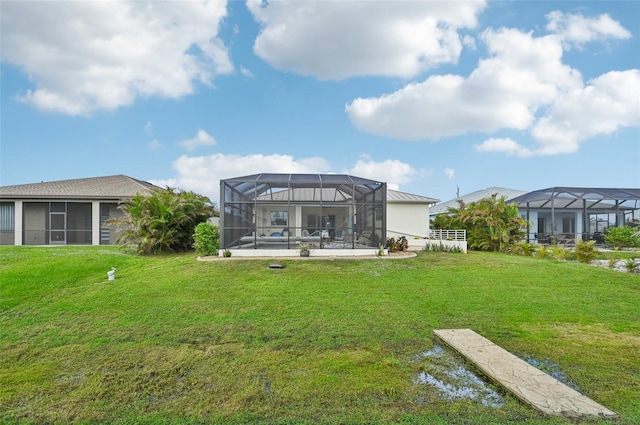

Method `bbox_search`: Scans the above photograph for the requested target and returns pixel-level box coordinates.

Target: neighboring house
[0,175,160,246]
[219,173,439,252]
[429,187,527,217]
[431,186,640,244]
[508,187,640,243]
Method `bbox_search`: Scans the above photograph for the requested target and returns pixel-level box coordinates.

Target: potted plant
[298,243,310,257]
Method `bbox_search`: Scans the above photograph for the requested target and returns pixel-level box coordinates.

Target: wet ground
[409,344,504,407]
[408,343,582,408]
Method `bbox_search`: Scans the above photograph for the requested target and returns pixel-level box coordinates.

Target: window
[562,217,575,234]
[0,202,14,232]
[270,210,288,226]
[0,202,15,245]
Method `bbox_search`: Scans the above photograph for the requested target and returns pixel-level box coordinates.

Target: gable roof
[387,189,439,204]
[0,175,160,200]
[430,187,526,215]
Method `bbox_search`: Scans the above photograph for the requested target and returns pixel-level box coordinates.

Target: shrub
[574,240,598,264]
[510,241,537,257]
[550,245,569,260]
[193,222,219,256]
[385,236,408,252]
[111,187,214,255]
[604,226,640,249]
[423,243,463,253]
[223,249,232,258]
[625,258,639,273]
[535,245,553,259]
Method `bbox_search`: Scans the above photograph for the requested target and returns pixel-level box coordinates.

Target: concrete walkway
[434,329,618,419]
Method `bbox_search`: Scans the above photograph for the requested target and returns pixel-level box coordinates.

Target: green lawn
[0,246,638,424]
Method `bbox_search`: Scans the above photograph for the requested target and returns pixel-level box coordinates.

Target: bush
[535,245,553,259]
[550,245,569,260]
[574,240,599,263]
[110,187,214,255]
[193,222,219,256]
[431,194,527,252]
[625,258,639,273]
[423,242,463,253]
[510,241,537,257]
[604,226,640,249]
[386,236,408,252]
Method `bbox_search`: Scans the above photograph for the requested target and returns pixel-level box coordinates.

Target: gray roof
[256,187,438,204]
[508,187,640,210]
[430,187,526,215]
[0,175,160,200]
[387,189,439,204]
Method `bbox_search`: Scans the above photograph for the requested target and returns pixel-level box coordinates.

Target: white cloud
[179,130,218,152]
[444,168,455,180]
[546,11,631,48]
[145,121,153,134]
[155,153,331,202]
[240,66,255,78]
[475,137,534,157]
[346,15,638,157]
[346,27,581,140]
[247,0,486,80]
[151,153,420,202]
[531,69,640,155]
[345,157,418,191]
[462,35,476,50]
[0,1,232,115]
[148,139,162,151]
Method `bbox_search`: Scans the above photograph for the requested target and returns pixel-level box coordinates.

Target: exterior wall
[92,201,101,245]
[387,202,429,239]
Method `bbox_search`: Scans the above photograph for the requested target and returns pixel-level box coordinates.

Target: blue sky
[1,0,638,204]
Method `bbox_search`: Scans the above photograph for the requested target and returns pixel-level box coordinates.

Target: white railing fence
[428,229,467,241]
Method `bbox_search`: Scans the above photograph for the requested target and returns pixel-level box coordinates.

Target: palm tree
[110,187,214,255]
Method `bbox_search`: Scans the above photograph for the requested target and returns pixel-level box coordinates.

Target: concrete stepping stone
[434,329,618,419]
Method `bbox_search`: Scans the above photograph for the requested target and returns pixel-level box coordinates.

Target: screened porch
[220,174,387,250]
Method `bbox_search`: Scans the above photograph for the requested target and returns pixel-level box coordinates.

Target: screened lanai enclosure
[220,174,386,250]
[507,187,640,244]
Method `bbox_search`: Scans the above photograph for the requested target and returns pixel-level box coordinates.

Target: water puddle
[410,344,504,407]
[523,356,580,391]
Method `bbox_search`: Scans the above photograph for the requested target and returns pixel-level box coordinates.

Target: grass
[0,246,638,424]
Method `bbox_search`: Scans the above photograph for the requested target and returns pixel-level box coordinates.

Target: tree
[110,187,214,255]
[432,194,528,252]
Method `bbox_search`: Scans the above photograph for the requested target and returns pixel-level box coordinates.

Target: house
[0,175,160,246]
[219,173,440,255]
[0,172,444,252]
[429,187,526,217]
[431,186,640,244]
[508,187,640,243]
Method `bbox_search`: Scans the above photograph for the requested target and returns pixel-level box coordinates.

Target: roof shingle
[0,175,160,199]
